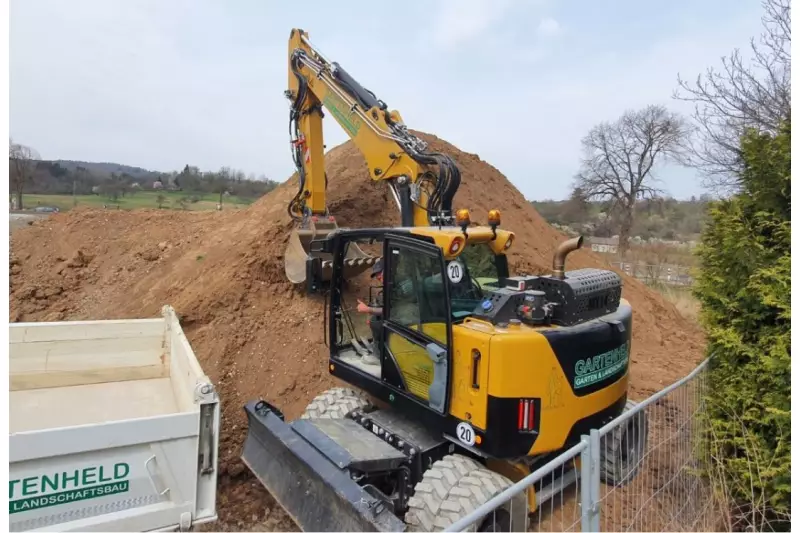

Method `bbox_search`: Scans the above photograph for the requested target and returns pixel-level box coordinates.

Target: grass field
[20,191,256,212]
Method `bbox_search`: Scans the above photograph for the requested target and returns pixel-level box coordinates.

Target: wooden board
[168,314,203,412]
[10,362,169,391]
[10,334,167,391]
[10,377,180,433]
[9,318,164,343]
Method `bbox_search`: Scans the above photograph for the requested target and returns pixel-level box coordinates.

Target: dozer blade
[284,217,378,289]
[241,400,407,532]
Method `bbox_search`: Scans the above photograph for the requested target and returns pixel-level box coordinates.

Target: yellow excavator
[242,29,648,531]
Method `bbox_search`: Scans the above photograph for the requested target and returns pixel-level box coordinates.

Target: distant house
[588,236,619,254]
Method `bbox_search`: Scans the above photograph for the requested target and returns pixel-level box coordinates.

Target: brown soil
[9,133,705,531]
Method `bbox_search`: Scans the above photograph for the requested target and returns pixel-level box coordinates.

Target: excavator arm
[286,28,461,228]
[284,29,463,289]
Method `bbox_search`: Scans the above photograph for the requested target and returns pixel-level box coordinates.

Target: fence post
[580,434,592,532]
[589,429,601,532]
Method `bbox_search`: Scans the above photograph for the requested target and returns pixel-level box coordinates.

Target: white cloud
[537,17,561,37]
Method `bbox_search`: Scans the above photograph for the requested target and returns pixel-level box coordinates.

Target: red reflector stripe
[517,399,536,432]
[528,401,535,429]
[523,401,529,430]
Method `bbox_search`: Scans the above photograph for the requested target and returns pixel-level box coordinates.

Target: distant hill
[49,160,158,179]
[14,159,279,201]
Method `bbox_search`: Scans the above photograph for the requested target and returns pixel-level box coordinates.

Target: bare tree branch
[573,105,690,256]
[9,140,41,211]
[674,0,790,192]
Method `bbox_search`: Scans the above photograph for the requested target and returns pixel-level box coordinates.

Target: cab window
[459,243,505,287]
[446,244,507,319]
[386,245,448,343]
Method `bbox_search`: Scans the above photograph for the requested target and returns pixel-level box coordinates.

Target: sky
[10,0,765,200]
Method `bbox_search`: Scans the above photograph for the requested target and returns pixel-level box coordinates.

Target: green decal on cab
[10,463,130,514]
[574,343,629,389]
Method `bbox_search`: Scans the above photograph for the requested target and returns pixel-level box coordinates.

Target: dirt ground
[9,133,706,531]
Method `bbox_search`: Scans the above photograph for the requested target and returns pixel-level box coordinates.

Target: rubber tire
[599,399,649,486]
[300,387,373,419]
[405,454,529,532]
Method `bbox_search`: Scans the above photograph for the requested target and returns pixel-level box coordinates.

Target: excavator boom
[284,29,462,290]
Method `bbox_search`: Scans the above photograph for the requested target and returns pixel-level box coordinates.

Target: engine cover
[475,269,622,327]
[532,268,622,326]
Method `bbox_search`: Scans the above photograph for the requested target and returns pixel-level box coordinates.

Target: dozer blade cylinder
[241,400,406,532]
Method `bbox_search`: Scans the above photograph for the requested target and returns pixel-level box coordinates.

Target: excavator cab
[324,228,512,413]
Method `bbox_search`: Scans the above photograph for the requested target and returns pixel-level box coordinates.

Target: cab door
[381,236,452,415]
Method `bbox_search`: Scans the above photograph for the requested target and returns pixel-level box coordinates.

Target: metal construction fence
[445,359,719,532]
[607,261,695,287]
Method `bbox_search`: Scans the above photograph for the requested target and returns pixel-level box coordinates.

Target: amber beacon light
[455,209,471,233]
[488,209,501,227]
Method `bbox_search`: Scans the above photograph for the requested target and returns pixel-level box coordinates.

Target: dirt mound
[9,133,704,531]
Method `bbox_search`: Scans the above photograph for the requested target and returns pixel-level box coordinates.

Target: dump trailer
[9,306,219,532]
[243,223,649,532]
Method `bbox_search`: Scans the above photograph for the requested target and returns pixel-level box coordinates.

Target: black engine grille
[530,268,622,326]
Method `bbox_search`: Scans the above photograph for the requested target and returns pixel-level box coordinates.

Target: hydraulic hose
[403,144,460,221]
[287,54,309,221]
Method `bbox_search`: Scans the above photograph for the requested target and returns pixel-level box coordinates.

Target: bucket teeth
[320,257,377,272]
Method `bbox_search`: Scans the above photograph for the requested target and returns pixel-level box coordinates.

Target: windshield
[445,243,507,320]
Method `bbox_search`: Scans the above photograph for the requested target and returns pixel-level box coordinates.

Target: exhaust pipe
[552,236,584,280]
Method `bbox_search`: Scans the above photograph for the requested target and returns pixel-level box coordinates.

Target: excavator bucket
[284,217,378,291]
[241,400,407,532]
